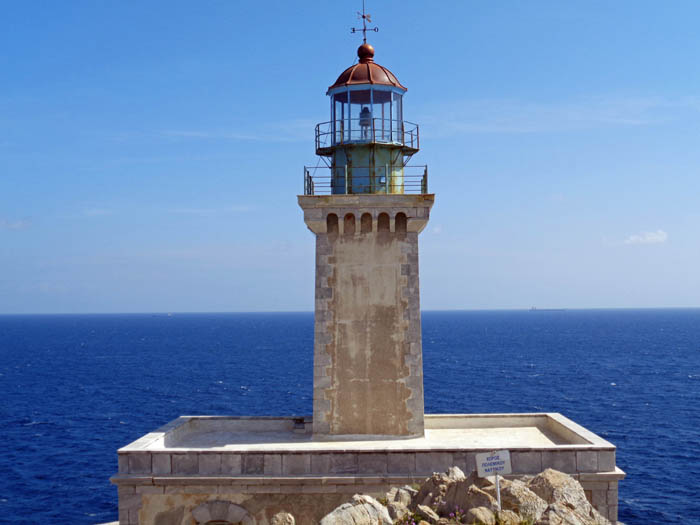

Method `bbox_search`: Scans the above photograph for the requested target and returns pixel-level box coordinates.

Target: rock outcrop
[319,494,392,525]
[315,466,611,525]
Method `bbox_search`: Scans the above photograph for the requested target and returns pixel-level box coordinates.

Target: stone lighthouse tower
[299,40,434,439]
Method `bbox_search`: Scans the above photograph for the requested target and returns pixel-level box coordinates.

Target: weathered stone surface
[496,509,522,525]
[416,504,440,524]
[270,511,296,525]
[395,487,414,507]
[466,506,495,525]
[529,469,591,509]
[320,494,393,525]
[301,196,433,438]
[536,502,608,525]
[528,470,611,525]
[483,478,547,522]
[446,466,467,481]
[413,466,468,509]
[387,501,410,520]
[457,485,498,514]
[154,507,184,525]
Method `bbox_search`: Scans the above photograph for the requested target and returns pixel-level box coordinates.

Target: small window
[377,212,390,232]
[361,213,372,233]
[327,213,339,235]
[395,212,407,234]
[344,213,356,235]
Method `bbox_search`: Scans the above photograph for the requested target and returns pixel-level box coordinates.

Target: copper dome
[328,43,406,91]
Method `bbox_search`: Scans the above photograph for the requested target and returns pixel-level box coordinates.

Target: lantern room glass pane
[371,89,392,142]
[349,89,372,141]
[333,97,347,143]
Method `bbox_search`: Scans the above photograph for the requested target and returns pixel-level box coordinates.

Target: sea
[1,309,699,524]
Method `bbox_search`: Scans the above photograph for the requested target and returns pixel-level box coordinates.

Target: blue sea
[1,309,699,524]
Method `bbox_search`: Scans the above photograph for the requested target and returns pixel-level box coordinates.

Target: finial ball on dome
[357,43,375,63]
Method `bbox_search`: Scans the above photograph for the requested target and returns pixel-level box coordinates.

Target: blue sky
[1,1,699,313]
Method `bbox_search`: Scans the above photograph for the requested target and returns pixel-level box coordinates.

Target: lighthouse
[112,13,624,524]
[299,39,434,438]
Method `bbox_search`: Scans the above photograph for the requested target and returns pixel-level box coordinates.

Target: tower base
[111,413,624,524]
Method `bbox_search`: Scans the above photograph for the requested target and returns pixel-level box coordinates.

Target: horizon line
[1,306,699,316]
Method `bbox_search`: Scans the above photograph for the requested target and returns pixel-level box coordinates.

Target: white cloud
[416,95,700,136]
[624,229,668,245]
[0,218,30,230]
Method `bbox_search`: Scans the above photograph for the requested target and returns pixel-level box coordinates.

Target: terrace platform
[112,413,624,524]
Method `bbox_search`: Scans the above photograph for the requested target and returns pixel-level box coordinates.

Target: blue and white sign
[476,450,512,478]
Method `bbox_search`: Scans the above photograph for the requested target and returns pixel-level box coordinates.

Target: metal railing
[315,119,419,152]
[303,165,428,195]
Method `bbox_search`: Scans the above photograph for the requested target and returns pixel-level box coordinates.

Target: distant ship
[529,307,567,312]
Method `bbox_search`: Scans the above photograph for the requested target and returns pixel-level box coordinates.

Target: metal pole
[344,164,348,195]
[496,474,502,512]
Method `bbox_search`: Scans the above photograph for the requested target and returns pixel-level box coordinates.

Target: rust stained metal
[329,44,407,91]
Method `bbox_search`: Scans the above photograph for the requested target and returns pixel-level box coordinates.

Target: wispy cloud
[0,218,30,230]
[624,229,668,245]
[168,205,253,216]
[161,118,314,143]
[417,95,700,136]
[83,208,113,217]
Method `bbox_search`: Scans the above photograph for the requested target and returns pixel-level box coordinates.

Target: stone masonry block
[329,453,359,474]
[199,453,222,475]
[221,453,242,474]
[576,451,598,472]
[135,485,165,494]
[283,454,311,475]
[118,493,141,511]
[182,485,214,494]
[592,489,607,506]
[387,453,416,474]
[598,451,615,471]
[542,451,576,473]
[118,454,128,474]
[312,420,331,435]
[302,484,337,494]
[316,241,332,256]
[264,454,283,475]
[242,454,264,475]
[314,375,331,389]
[453,452,477,474]
[310,453,331,473]
[128,453,151,474]
[118,485,135,499]
[511,451,542,474]
[415,452,453,475]
[172,453,198,475]
[152,453,171,475]
[358,453,388,474]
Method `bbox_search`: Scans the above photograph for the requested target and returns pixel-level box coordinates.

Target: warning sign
[475,450,512,478]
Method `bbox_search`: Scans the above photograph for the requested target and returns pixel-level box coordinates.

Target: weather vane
[351,0,378,44]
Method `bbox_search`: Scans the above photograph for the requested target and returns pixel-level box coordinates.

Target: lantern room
[306,43,425,196]
[327,43,406,147]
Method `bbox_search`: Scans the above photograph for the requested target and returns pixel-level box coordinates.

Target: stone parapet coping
[298,194,435,208]
[118,413,616,454]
